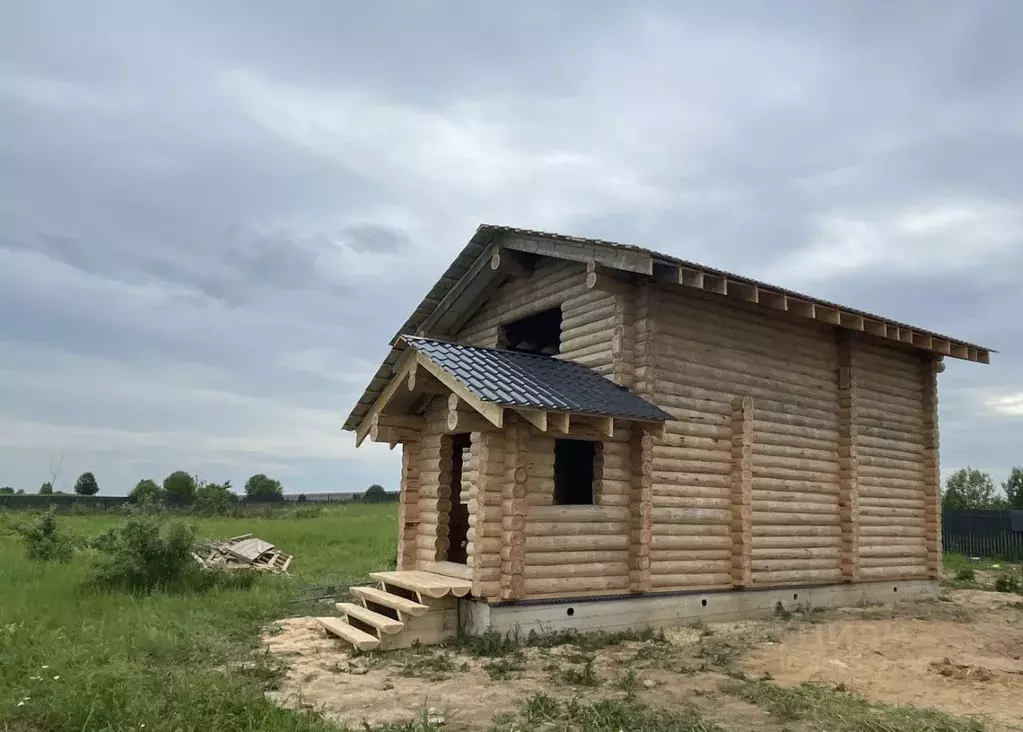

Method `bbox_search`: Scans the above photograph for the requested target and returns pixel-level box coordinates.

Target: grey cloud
[1,1,1021,494]
[341,223,412,253]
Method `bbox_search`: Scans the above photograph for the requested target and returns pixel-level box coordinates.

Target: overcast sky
[1,1,1021,495]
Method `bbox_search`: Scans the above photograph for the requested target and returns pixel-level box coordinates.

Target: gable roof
[405,336,672,423]
[344,224,993,432]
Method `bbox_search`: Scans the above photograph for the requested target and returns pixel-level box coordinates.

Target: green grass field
[1,507,1007,732]
[0,505,398,732]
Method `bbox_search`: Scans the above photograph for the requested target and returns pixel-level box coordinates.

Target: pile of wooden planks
[193,533,293,574]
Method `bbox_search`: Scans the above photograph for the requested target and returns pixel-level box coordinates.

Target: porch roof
[404,336,672,423]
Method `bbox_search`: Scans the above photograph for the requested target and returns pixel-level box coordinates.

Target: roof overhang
[344,224,994,432]
[355,337,670,447]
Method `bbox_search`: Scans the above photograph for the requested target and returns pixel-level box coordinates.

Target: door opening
[445,433,471,564]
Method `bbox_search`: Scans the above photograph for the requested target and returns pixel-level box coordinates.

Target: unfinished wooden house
[322,225,992,650]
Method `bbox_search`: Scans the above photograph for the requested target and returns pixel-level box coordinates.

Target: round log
[752,568,843,584]
[752,500,837,516]
[752,524,840,537]
[525,521,628,537]
[654,496,731,511]
[650,535,731,551]
[523,562,629,580]
[752,547,841,561]
[750,512,839,526]
[858,544,927,558]
[651,522,730,538]
[858,565,927,579]
[652,478,730,496]
[501,515,526,532]
[415,534,449,552]
[524,550,629,565]
[752,535,841,549]
[653,549,732,562]
[524,575,630,595]
[526,535,629,551]
[650,573,732,589]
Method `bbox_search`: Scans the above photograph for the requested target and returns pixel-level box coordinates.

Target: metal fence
[942,509,1023,560]
[0,491,397,512]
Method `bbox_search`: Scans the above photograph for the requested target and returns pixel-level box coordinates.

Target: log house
[319,225,992,650]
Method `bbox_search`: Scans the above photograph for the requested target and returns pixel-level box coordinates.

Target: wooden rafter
[355,349,419,447]
[413,353,505,428]
[514,408,548,432]
[548,412,570,433]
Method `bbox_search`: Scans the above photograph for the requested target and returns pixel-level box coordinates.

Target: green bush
[194,480,235,516]
[954,567,976,582]
[91,516,200,592]
[73,471,100,496]
[163,471,197,503]
[244,473,284,502]
[16,508,75,562]
[363,483,389,503]
[994,574,1020,594]
[130,478,163,503]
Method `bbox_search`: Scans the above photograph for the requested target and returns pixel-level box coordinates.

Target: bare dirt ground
[260,588,1023,731]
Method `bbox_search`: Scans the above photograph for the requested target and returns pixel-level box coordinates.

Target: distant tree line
[942,467,1023,510]
[1,471,391,508]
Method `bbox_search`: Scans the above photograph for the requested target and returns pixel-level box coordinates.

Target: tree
[244,474,284,502]
[73,472,99,496]
[15,489,24,495]
[363,484,389,503]
[130,479,163,504]
[162,471,197,503]
[0,486,15,495]
[1004,467,1023,509]
[194,480,235,515]
[942,467,998,510]
[39,481,53,495]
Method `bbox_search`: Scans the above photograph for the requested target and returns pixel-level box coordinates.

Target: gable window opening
[554,438,596,506]
[501,307,562,355]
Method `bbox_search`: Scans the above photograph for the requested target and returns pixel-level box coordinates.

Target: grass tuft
[723,678,988,731]
[495,692,722,732]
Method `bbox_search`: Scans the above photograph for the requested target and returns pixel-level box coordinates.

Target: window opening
[445,433,471,563]
[554,438,595,505]
[501,307,562,355]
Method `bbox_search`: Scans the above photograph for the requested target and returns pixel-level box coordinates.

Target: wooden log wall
[922,358,941,578]
[653,287,842,588]
[629,429,654,592]
[854,340,929,580]
[558,288,622,380]
[397,439,421,569]
[456,260,587,348]
[837,336,860,581]
[467,430,503,599]
[514,425,634,597]
[730,397,753,586]
[433,255,940,599]
[500,423,529,600]
[414,403,453,568]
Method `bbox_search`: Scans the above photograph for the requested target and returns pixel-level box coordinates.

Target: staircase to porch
[317,570,472,651]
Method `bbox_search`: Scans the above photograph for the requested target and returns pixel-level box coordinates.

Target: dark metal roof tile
[405,336,672,422]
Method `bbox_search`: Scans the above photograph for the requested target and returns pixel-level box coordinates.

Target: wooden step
[370,570,473,599]
[316,617,380,651]
[336,602,404,635]
[351,585,429,617]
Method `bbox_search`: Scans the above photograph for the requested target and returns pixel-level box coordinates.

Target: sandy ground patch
[260,589,1023,730]
[744,590,1023,729]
